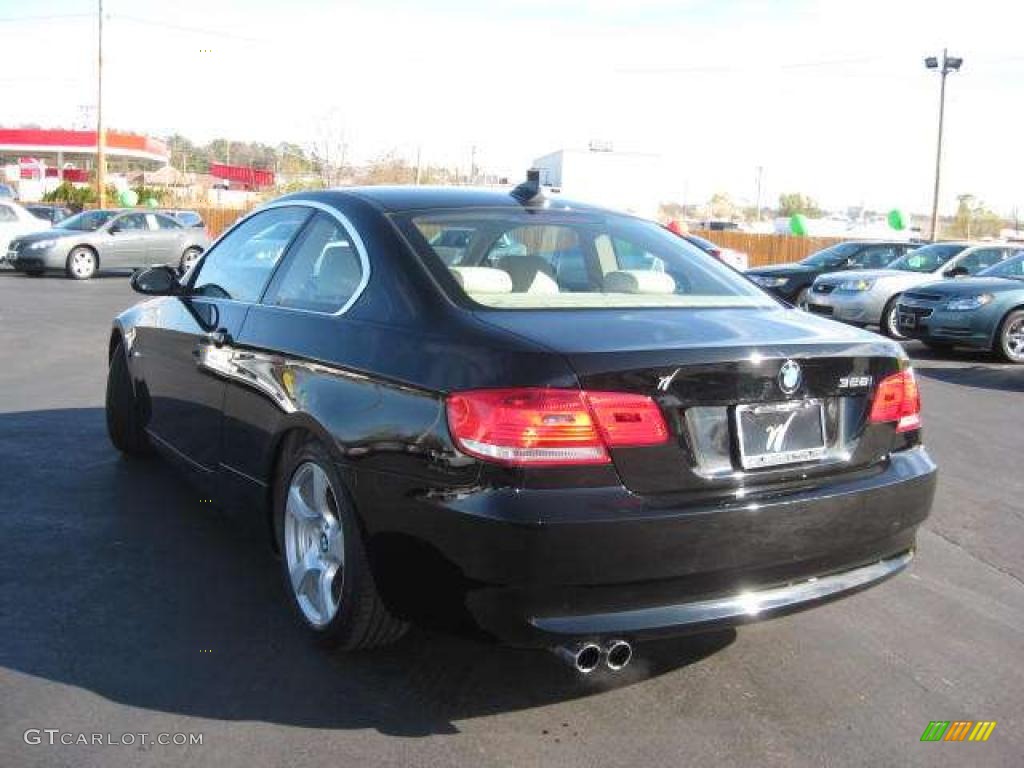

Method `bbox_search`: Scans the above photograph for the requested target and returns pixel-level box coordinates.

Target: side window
[152,214,182,230]
[957,248,1002,274]
[117,213,148,230]
[192,207,310,302]
[0,204,16,223]
[263,212,364,313]
[852,245,897,269]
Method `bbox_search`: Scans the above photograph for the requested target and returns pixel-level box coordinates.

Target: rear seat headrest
[603,270,676,294]
[449,267,513,294]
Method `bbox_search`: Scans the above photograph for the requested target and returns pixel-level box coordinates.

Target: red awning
[209,162,274,188]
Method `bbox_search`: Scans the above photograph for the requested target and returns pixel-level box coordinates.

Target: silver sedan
[5,209,211,279]
[805,242,1016,338]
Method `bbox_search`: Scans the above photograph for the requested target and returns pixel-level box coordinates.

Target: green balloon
[887,209,906,231]
[118,189,139,207]
[145,197,159,208]
[789,213,808,237]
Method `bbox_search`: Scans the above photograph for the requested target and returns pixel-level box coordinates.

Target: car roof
[303,185,608,215]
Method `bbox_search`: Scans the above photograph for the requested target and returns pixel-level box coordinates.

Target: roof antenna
[511,168,545,204]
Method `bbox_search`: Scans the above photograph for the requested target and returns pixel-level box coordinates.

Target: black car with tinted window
[108,181,936,672]
[747,240,916,307]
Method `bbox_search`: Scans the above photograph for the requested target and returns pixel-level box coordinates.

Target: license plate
[735,400,827,469]
[899,313,916,329]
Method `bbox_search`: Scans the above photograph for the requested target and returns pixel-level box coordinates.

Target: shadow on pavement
[0,407,735,736]
[913,363,1023,393]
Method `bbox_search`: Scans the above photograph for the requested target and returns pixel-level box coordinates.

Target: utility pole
[469,145,477,185]
[415,145,422,185]
[925,49,963,242]
[96,0,106,208]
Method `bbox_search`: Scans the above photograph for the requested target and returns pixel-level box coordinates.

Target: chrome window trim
[255,199,372,317]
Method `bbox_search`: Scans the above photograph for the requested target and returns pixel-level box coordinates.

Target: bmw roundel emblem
[778,360,802,395]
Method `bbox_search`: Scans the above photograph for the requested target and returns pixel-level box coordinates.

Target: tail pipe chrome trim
[533,550,914,636]
[552,641,602,674]
[604,639,632,671]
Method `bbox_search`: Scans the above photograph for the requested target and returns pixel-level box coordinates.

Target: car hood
[13,228,81,244]
[816,268,930,285]
[909,277,1024,297]
[746,264,816,277]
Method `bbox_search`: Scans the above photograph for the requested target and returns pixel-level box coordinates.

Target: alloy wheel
[885,303,907,340]
[1004,316,1024,362]
[283,462,345,627]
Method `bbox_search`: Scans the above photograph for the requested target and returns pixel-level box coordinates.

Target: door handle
[205,329,232,347]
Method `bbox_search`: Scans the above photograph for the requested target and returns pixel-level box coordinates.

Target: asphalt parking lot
[1,269,1021,768]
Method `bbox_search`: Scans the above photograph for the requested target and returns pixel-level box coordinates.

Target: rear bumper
[370,447,936,646]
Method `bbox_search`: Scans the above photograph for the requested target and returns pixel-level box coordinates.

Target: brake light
[869,370,921,432]
[446,388,669,467]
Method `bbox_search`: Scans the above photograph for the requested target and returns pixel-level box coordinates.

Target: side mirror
[945,266,969,278]
[131,265,181,296]
[108,224,121,235]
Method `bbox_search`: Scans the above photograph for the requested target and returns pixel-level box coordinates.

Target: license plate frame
[735,399,828,470]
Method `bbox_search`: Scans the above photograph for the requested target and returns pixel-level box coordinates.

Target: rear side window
[192,207,309,302]
[152,213,182,230]
[397,209,774,310]
[263,212,365,313]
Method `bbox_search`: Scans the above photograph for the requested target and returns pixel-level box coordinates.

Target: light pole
[96,0,106,208]
[924,49,963,241]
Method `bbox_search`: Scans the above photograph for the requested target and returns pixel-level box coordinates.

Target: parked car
[0,199,51,265]
[683,233,749,271]
[806,242,1017,338]
[895,251,1024,362]
[6,208,210,279]
[748,241,916,307]
[0,183,15,199]
[107,185,935,670]
[25,203,75,225]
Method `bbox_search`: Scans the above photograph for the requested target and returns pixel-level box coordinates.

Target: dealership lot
[0,271,1021,767]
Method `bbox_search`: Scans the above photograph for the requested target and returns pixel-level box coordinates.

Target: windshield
[980,253,1024,280]
[886,243,967,273]
[396,208,777,310]
[800,242,861,267]
[59,210,118,231]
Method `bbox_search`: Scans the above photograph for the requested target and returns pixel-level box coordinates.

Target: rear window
[397,209,776,310]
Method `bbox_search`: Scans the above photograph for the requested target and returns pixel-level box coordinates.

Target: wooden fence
[692,230,844,267]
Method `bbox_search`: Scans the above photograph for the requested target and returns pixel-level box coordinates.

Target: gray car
[805,242,1017,338]
[5,209,211,279]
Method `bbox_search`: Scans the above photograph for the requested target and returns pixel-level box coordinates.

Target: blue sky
[2,0,1022,215]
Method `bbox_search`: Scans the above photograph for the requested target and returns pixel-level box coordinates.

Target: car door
[133,206,312,477]
[147,212,185,264]
[105,212,150,266]
[220,207,369,494]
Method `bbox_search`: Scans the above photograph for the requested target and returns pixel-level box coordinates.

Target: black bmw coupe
[107,181,936,673]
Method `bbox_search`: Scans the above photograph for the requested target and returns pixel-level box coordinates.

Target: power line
[0,13,92,23]
[114,14,265,42]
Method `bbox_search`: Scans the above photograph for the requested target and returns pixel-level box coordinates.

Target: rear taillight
[446,388,669,467]
[869,370,921,432]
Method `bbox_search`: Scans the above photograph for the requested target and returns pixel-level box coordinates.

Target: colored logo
[920,721,997,742]
[778,360,802,394]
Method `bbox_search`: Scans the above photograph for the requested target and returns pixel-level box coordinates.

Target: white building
[532,147,666,219]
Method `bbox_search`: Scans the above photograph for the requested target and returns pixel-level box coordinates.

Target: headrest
[496,255,559,294]
[450,267,513,294]
[603,270,676,294]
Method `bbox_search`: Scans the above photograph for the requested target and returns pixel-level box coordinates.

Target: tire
[882,296,907,340]
[995,309,1024,364]
[179,247,202,273]
[105,340,152,456]
[66,246,98,280]
[274,435,407,650]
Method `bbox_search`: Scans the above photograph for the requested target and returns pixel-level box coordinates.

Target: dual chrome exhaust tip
[554,639,633,674]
